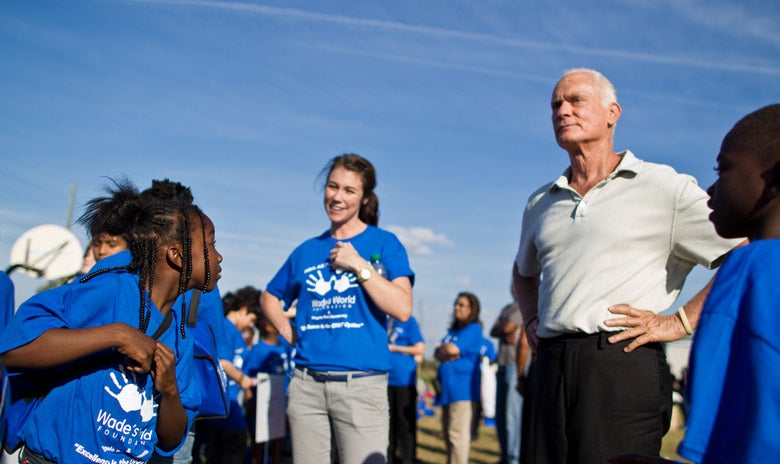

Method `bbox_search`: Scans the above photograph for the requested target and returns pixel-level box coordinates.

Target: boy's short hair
[727,103,780,164]
[222,285,262,317]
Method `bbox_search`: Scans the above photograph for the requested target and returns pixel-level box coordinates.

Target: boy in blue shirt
[676,105,780,463]
[610,105,779,464]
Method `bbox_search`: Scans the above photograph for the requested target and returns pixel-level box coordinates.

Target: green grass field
[414,407,688,463]
[414,361,690,463]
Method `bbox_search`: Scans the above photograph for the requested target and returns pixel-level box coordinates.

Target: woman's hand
[330,240,414,321]
[329,241,366,274]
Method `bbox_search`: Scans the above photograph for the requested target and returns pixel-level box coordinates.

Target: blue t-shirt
[206,320,248,432]
[178,286,233,421]
[266,226,414,372]
[0,271,13,442]
[184,287,232,361]
[437,322,483,405]
[678,240,780,463]
[241,337,292,436]
[0,251,198,462]
[480,337,497,363]
[388,316,424,387]
[243,339,291,379]
[0,271,14,331]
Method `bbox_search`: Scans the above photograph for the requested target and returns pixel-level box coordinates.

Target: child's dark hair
[78,178,209,338]
[726,104,780,165]
[81,177,138,244]
[319,154,379,226]
[140,178,195,205]
[222,286,262,318]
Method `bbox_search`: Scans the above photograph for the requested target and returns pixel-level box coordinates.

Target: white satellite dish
[8,224,84,280]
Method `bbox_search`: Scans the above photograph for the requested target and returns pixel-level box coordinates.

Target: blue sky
[1,0,778,355]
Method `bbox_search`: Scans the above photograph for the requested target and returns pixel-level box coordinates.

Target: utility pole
[65,183,77,230]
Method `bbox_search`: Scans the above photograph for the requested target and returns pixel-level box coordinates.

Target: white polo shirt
[515,150,742,338]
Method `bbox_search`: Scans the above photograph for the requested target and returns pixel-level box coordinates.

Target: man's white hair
[562,68,618,108]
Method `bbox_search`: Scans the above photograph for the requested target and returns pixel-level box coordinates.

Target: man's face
[550,73,619,150]
[707,132,767,239]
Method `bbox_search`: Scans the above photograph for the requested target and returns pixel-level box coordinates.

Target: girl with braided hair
[0,178,222,464]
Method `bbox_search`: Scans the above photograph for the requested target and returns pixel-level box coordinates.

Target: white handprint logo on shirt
[306,270,334,296]
[332,273,358,293]
[104,365,157,422]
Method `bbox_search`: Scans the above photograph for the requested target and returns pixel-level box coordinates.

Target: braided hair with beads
[78,178,211,338]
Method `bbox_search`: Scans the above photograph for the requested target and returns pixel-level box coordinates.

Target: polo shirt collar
[551,150,642,191]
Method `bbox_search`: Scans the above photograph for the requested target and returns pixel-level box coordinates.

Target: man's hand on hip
[604,304,687,352]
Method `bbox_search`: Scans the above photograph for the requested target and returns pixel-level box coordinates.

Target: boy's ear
[764,161,780,200]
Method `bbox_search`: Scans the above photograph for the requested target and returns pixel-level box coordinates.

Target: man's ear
[166,246,184,270]
[607,101,622,128]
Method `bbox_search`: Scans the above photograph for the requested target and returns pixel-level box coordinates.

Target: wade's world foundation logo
[94,364,156,457]
[301,261,364,332]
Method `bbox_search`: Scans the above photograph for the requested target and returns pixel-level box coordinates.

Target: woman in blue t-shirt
[0,179,223,464]
[435,291,484,464]
[260,154,415,464]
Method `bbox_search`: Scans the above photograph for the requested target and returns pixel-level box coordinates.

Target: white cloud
[386,225,452,256]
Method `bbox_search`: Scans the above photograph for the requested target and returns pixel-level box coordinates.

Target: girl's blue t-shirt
[183,286,233,361]
[0,251,198,462]
[678,240,780,463]
[437,322,483,405]
[388,316,424,387]
[206,319,249,431]
[0,271,13,332]
[266,226,414,372]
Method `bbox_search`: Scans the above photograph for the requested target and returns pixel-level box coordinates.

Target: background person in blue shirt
[260,154,414,464]
[435,291,484,464]
[243,311,293,464]
[387,315,424,464]
[202,286,260,464]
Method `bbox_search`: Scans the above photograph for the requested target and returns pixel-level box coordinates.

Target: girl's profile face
[324,166,365,228]
[190,213,223,292]
[453,295,471,322]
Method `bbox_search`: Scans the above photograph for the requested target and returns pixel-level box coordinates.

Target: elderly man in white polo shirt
[512,68,743,464]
